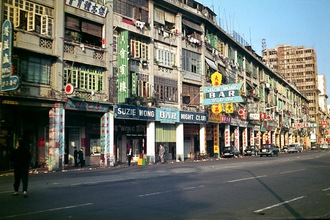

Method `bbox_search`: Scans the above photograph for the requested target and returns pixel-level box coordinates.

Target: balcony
[14,31,53,56]
[63,42,105,67]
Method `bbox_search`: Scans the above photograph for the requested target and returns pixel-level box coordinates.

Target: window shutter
[154,8,165,25]
[14,7,20,28]
[41,15,48,35]
[27,11,35,31]
[165,12,175,23]
[66,15,80,31]
[81,21,102,37]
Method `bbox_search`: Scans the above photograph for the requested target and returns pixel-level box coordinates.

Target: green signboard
[1,20,19,91]
[117,30,129,103]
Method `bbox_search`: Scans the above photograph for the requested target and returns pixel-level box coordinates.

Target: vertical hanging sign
[100,112,111,166]
[1,20,19,91]
[48,103,65,171]
[117,30,129,103]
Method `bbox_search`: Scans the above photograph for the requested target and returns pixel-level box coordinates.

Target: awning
[182,19,203,32]
[205,57,218,71]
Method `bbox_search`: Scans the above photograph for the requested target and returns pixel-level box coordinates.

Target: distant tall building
[262,45,319,122]
[318,75,328,113]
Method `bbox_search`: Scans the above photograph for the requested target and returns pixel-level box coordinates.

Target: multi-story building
[262,45,320,144]
[317,75,329,144]
[0,0,309,171]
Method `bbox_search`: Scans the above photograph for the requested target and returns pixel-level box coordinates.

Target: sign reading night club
[117,30,129,103]
[201,83,243,105]
[1,20,20,92]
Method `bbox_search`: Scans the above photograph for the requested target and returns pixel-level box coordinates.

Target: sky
[200,0,330,104]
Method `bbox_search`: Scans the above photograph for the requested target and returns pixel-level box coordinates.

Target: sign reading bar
[201,83,243,105]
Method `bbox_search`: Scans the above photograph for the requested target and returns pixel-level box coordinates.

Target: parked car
[244,145,258,156]
[320,143,329,150]
[281,145,288,153]
[287,144,303,153]
[259,144,279,157]
[222,146,240,158]
[311,144,319,150]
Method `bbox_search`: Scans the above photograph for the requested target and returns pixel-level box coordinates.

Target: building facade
[0,0,309,171]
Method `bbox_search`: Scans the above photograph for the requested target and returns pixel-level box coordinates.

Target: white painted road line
[227,175,266,183]
[280,169,305,174]
[254,196,306,213]
[322,187,330,192]
[1,203,93,219]
[138,185,205,198]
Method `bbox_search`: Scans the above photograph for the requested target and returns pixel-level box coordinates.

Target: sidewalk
[0,157,222,176]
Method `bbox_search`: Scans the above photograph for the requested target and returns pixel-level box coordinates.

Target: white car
[287,144,303,153]
[320,143,329,150]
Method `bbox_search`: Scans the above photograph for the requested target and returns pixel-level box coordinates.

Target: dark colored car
[244,145,258,156]
[259,144,279,157]
[222,146,240,158]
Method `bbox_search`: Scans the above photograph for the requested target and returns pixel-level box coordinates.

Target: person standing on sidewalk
[127,146,133,166]
[11,138,31,198]
[159,144,165,164]
[74,147,78,167]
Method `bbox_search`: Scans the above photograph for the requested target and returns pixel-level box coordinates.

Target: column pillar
[199,124,206,154]
[176,123,184,161]
[146,121,156,164]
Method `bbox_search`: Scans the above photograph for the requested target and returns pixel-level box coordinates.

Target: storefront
[114,104,155,164]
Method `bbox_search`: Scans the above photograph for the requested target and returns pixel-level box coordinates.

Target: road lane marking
[227,175,266,183]
[138,185,205,198]
[1,203,93,219]
[322,187,330,192]
[280,169,305,174]
[254,196,306,213]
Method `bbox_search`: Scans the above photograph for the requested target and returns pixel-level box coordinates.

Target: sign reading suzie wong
[201,83,243,105]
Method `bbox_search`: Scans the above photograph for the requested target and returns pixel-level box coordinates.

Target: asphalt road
[0,150,329,220]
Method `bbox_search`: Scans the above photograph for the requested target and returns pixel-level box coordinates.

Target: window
[157,49,176,67]
[182,83,200,105]
[154,77,178,102]
[182,49,201,74]
[65,14,103,47]
[13,54,51,85]
[130,37,149,60]
[64,66,105,92]
[136,74,149,98]
[4,0,54,37]
[113,0,148,22]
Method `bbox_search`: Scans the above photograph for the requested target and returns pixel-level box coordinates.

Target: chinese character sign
[117,31,129,103]
[1,20,19,92]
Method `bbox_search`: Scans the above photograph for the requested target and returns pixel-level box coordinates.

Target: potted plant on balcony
[147,96,158,107]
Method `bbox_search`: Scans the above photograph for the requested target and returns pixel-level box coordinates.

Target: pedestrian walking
[127,146,133,166]
[159,144,165,164]
[74,147,78,167]
[11,138,31,198]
